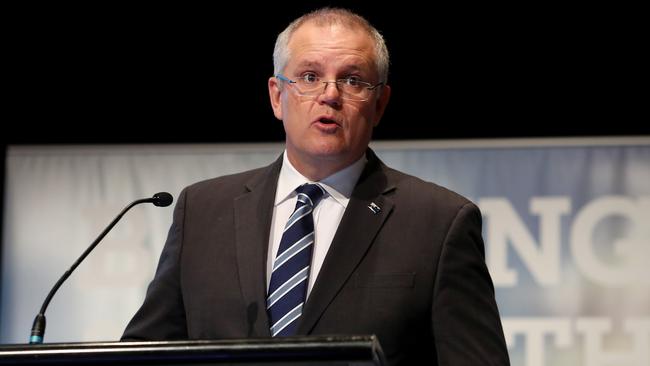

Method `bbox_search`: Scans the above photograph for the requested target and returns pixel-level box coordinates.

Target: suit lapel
[297,150,395,335]
[233,156,282,337]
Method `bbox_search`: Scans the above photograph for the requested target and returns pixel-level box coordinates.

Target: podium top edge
[1,335,378,350]
[0,335,387,365]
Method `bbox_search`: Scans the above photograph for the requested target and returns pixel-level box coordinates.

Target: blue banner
[2,138,649,365]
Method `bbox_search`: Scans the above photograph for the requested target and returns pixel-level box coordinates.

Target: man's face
[269,22,391,175]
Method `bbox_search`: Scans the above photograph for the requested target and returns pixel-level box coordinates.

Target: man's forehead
[288,25,374,58]
[293,59,364,68]
[289,21,372,47]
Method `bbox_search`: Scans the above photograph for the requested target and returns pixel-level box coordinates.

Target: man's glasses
[276,74,384,102]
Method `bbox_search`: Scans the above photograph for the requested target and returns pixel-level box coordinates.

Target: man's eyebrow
[294,60,321,68]
[292,61,371,78]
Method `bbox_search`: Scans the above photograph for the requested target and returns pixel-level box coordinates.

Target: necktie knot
[295,183,325,208]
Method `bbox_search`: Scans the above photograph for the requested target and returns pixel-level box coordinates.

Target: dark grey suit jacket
[122,149,510,366]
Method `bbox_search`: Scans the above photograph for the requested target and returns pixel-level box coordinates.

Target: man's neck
[286,152,364,181]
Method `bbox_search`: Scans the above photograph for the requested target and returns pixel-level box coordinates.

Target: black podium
[0,335,387,365]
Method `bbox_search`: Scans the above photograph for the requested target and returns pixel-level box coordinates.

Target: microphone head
[152,192,173,207]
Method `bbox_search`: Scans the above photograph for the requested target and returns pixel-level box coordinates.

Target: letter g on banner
[571,196,650,287]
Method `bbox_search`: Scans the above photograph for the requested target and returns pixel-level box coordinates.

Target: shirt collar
[274,150,367,208]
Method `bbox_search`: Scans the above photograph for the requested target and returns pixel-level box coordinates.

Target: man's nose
[317,81,342,107]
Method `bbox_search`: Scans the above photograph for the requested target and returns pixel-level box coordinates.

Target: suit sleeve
[432,202,510,365]
[121,188,189,340]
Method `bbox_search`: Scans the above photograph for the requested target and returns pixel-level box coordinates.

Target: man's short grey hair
[273,8,389,83]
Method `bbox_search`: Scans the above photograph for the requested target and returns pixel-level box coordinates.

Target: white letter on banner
[624,318,650,366]
[481,197,570,286]
[576,317,650,366]
[571,196,650,286]
[502,317,572,366]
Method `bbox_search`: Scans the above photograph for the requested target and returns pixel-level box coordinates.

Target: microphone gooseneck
[29,192,173,344]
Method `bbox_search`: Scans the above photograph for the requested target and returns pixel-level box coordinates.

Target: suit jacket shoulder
[183,156,282,203]
[369,152,480,229]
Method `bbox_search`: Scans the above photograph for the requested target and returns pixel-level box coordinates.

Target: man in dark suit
[123,7,510,366]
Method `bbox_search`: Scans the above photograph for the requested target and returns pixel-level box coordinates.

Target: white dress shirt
[266,151,367,298]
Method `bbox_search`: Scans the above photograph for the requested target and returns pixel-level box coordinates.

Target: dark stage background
[3,2,645,146]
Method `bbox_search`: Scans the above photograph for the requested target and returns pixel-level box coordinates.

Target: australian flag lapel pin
[368,202,381,214]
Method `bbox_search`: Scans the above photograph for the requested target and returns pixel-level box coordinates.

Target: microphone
[28,192,173,344]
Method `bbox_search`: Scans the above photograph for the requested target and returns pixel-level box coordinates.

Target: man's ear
[372,84,391,127]
[268,76,283,120]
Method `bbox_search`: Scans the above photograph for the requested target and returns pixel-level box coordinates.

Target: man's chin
[308,142,348,159]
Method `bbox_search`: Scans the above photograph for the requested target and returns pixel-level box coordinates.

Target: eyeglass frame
[275,74,385,102]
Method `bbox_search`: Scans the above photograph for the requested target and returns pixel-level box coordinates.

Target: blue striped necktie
[267,183,326,337]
